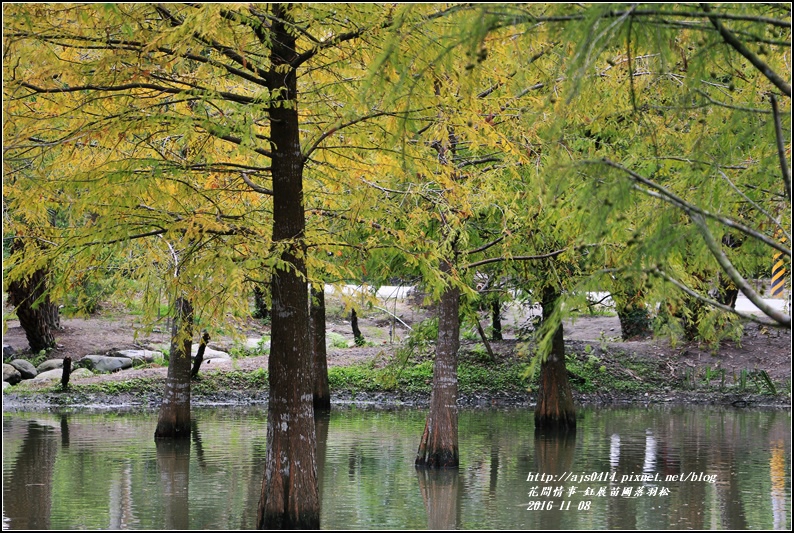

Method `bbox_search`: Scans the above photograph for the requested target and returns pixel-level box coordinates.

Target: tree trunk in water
[534,286,576,432]
[257,6,319,528]
[416,262,460,469]
[155,297,193,440]
[491,300,503,341]
[311,286,331,411]
[6,240,58,353]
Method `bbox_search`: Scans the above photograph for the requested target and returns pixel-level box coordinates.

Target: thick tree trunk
[534,286,576,432]
[155,297,193,440]
[311,286,331,411]
[6,240,58,353]
[416,261,460,469]
[257,6,320,528]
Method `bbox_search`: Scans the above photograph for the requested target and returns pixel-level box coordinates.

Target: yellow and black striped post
[771,235,788,297]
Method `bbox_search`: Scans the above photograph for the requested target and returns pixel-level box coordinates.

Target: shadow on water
[3,421,58,530]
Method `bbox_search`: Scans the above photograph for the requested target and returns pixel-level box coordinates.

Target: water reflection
[156,439,190,530]
[3,421,58,530]
[1,406,790,530]
[416,469,461,530]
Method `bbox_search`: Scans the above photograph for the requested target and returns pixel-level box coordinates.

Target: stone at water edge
[111,349,161,363]
[78,355,133,373]
[3,364,22,385]
[191,345,231,360]
[31,368,65,381]
[8,359,37,379]
[36,359,64,373]
[3,344,15,360]
[69,368,94,380]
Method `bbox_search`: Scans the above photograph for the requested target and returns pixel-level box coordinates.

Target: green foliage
[327,332,350,349]
[192,368,269,393]
[457,361,529,394]
[329,358,528,395]
[2,3,789,352]
[229,335,270,358]
[70,378,161,396]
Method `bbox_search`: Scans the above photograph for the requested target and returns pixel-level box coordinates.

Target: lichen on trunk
[155,297,194,440]
[416,262,460,469]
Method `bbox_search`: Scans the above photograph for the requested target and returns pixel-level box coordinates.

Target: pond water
[2,405,790,530]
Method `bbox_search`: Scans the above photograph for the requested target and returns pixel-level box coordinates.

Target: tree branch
[770,94,792,202]
[154,4,272,85]
[653,267,784,328]
[717,170,790,242]
[20,81,259,106]
[303,110,395,159]
[464,249,567,270]
[594,159,791,257]
[464,236,505,256]
[701,3,791,97]
[689,212,790,327]
[240,172,274,195]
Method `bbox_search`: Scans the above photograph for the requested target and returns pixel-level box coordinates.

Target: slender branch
[308,209,398,237]
[455,155,502,169]
[696,88,772,114]
[464,249,567,270]
[701,3,791,97]
[770,94,792,202]
[373,306,413,331]
[154,4,272,85]
[595,159,791,257]
[689,212,790,327]
[204,126,273,159]
[464,236,505,256]
[240,172,274,195]
[20,81,258,106]
[303,110,395,159]
[653,268,784,328]
[717,170,790,242]
[484,7,791,29]
[82,228,168,246]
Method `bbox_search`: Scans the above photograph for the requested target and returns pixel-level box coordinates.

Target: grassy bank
[4,339,787,406]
